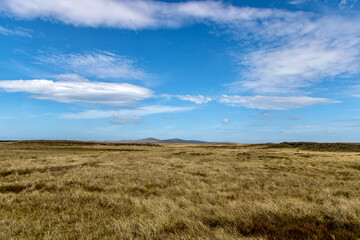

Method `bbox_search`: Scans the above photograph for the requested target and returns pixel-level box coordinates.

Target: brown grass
[0,141,360,239]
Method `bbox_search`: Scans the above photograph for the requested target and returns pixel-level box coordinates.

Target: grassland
[0,141,360,239]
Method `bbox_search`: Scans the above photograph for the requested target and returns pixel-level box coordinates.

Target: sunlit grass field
[1,141,360,239]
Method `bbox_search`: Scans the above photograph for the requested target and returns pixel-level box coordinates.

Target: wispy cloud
[37,51,146,80]
[0,0,296,29]
[229,14,360,94]
[163,94,213,104]
[338,0,359,8]
[51,73,89,82]
[220,95,339,110]
[0,79,153,106]
[288,0,307,5]
[279,124,358,134]
[351,84,360,97]
[161,93,339,110]
[0,25,32,37]
[60,105,195,119]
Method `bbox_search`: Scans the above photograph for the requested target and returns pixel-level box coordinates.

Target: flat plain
[1,141,360,239]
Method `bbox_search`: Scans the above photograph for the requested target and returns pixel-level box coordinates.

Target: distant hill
[116,138,209,144]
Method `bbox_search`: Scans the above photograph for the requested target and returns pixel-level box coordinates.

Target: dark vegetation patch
[80,184,103,192]
[348,165,360,171]
[172,151,212,156]
[0,183,61,193]
[265,142,360,152]
[237,152,251,160]
[161,220,188,234]
[2,140,159,152]
[189,152,213,156]
[64,181,104,192]
[0,162,100,177]
[0,184,27,193]
[111,143,161,147]
[81,162,101,167]
[128,186,159,198]
[13,140,161,147]
[0,165,77,177]
[237,152,251,156]
[172,151,186,155]
[295,153,314,158]
[16,140,102,146]
[169,163,184,169]
[333,190,351,198]
[258,154,290,160]
[144,183,168,189]
[202,213,360,240]
[194,145,241,149]
[52,147,146,152]
[188,171,207,177]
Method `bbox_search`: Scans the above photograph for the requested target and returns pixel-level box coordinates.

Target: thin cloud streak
[220,95,340,110]
[0,25,32,37]
[0,0,298,29]
[60,105,195,119]
[0,79,153,106]
[162,94,213,104]
[37,51,146,80]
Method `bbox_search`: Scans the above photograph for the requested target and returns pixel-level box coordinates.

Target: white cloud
[230,15,360,94]
[221,118,228,124]
[0,25,31,37]
[288,0,307,5]
[0,79,153,106]
[339,0,347,6]
[176,95,212,104]
[60,105,195,119]
[0,0,356,108]
[220,95,340,110]
[163,94,213,104]
[0,0,297,29]
[37,51,146,80]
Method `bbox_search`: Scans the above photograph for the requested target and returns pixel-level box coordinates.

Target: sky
[1,0,360,142]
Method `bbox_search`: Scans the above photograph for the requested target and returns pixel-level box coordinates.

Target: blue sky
[1,0,360,142]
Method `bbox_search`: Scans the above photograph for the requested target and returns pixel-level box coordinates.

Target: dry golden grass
[0,141,360,239]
